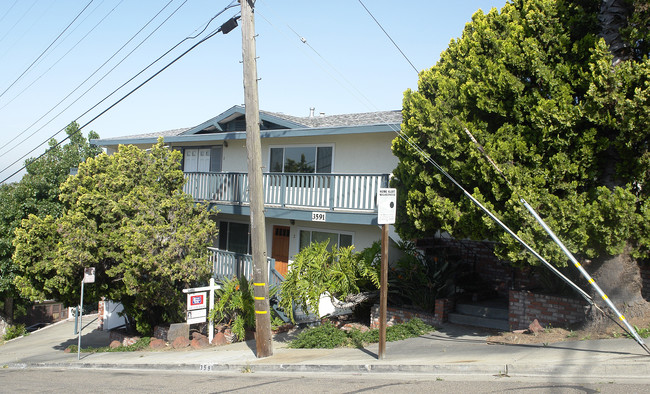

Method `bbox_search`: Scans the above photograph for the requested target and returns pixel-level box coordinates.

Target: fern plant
[208,276,255,341]
[279,241,380,323]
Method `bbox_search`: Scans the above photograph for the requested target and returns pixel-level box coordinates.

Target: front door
[271,226,290,277]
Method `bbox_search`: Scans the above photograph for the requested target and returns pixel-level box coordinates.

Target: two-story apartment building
[93,105,402,283]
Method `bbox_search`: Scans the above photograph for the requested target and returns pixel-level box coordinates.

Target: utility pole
[241,0,272,358]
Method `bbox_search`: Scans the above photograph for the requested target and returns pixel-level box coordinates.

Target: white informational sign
[187,309,207,324]
[187,292,207,311]
[377,188,397,224]
[312,212,326,222]
[83,267,95,284]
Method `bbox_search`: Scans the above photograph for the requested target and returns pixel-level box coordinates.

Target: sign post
[377,188,396,359]
[183,278,220,343]
[78,267,95,360]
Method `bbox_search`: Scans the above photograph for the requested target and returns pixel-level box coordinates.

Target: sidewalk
[1,317,649,381]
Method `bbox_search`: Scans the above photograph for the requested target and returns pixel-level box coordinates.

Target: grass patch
[66,337,152,353]
[289,318,435,349]
[633,325,650,339]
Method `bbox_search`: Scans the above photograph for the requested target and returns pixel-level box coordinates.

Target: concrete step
[448,312,510,331]
[455,303,509,320]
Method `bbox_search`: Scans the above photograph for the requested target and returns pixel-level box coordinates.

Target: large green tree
[392,0,650,319]
[13,139,217,334]
[0,123,100,325]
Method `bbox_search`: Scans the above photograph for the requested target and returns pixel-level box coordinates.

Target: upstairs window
[270,146,332,173]
[183,146,222,172]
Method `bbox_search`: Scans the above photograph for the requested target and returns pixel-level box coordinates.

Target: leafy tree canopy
[13,138,217,334]
[0,123,100,319]
[392,0,650,270]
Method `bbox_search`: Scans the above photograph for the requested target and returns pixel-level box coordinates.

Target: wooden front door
[271,226,290,276]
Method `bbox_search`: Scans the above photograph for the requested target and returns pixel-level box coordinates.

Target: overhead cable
[0,0,94,102]
[0,0,178,155]
[0,11,240,184]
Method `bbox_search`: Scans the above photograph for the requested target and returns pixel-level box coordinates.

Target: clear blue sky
[0,0,507,182]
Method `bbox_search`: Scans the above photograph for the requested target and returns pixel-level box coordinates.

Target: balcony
[184,172,390,223]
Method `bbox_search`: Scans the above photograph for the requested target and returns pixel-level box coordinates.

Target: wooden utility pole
[241,0,272,358]
[378,223,389,359]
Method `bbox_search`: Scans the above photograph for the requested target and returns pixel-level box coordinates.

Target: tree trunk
[2,296,13,325]
[583,245,649,328]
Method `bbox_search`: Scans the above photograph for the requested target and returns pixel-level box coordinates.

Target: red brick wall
[509,290,587,330]
[369,299,453,329]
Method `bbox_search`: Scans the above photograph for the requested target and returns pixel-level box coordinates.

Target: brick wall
[416,237,541,299]
[641,265,650,301]
[369,298,453,329]
[509,290,588,330]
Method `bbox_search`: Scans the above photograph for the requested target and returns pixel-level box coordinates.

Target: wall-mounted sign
[312,212,326,222]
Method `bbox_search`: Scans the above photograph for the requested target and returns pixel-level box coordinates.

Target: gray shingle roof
[264,110,402,128]
[98,109,402,141]
[99,127,190,141]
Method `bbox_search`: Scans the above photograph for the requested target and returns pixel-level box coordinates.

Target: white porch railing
[208,247,284,289]
[184,172,389,211]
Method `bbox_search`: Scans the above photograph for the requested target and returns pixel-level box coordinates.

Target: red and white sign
[187,292,207,311]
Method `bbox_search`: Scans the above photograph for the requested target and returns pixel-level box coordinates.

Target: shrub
[388,242,456,312]
[209,276,256,342]
[288,318,434,349]
[3,324,27,341]
[279,241,380,323]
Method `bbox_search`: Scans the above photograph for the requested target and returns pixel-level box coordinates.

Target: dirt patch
[487,314,650,345]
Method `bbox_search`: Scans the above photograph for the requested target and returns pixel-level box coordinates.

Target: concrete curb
[4,360,648,380]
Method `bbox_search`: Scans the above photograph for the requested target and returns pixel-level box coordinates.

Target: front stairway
[448,299,510,331]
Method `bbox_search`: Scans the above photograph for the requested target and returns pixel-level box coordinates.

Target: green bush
[209,276,256,342]
[3,324,27,341]
[388,241,456,312]
[279,241,380,323]
[288,318,435,349]
[288,321,350,349]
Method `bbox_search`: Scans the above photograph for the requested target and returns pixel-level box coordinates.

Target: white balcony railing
[184,172,390,211]
[208,247,283,289]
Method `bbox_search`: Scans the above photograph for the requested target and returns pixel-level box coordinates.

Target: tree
[392,0,650,321]
[0,123,100,325]
[13,138,217,334]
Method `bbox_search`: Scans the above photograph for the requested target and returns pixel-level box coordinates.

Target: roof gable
[181,105,306,135]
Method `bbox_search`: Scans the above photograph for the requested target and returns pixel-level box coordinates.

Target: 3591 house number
[311,212,326,222]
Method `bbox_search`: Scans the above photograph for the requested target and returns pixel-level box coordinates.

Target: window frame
[181,145,223,173]
[298,227,354,251]
[218,220,251,254]
[268,144,334,174]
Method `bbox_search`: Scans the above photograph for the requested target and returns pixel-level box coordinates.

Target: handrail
[185,172,389,211]
[208,247,283,289]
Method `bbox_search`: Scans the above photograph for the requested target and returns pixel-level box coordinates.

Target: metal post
[378,223,389,359]
[77,280,84,360]
[522,199,650,355]
[209,277,215,344]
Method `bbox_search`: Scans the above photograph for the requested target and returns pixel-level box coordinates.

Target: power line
[0,0,94,102]
[0,0,179,155]
[0,9,240,184]
[0,0,19,27]
[0,0,36,48]
[356,0,419,74]
[0,0,121,115]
